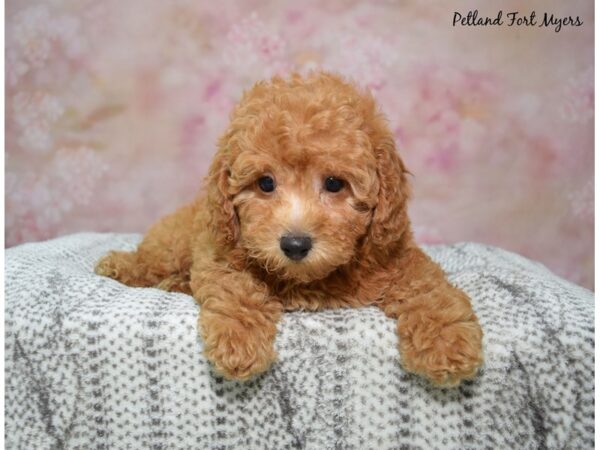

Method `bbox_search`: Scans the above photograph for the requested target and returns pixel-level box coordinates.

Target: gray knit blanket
[5,233,594,449]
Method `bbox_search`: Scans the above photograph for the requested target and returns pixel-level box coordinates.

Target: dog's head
[206,72,410,283]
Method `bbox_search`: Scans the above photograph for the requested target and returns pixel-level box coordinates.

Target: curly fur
[95,72,483,387]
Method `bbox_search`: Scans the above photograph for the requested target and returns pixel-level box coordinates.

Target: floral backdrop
[6,0,594,289]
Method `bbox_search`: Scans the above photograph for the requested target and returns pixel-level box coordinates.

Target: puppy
[95,72,483,387]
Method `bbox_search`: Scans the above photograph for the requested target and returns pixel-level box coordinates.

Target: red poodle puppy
[95,72,483,387]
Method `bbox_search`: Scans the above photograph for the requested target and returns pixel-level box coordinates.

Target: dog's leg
[191,262,282,380]
[94,249,151,287]
[94,204,196,295]
[377,247,483,387]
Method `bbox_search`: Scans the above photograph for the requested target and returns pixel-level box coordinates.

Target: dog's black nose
[280,235,312,261]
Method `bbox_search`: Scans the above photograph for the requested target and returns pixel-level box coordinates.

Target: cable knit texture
[5,233,594,449]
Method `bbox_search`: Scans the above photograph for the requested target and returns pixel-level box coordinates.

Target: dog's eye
[324,176,345,193]
[257,176,276,193]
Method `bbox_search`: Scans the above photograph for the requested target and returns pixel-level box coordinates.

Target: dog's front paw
[200,317,277,380]
[398,319,483,387]
[94,251,136,282]
[94,253,119,278]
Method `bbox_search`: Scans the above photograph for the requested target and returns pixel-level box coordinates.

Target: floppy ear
[367,130,412,250]
[205,149,239,249]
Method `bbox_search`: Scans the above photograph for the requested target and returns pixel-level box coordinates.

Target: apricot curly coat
[96,72,483,387]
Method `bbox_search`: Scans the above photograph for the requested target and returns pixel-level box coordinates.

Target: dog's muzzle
[280,235,312,261]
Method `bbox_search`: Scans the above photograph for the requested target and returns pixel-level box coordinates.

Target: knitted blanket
[5,233,594,450]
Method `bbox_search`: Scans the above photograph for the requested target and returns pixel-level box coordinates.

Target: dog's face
[208,73,409,283]
[231,131,378,282]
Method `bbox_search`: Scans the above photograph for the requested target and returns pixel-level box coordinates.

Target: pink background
[6,0,594,289]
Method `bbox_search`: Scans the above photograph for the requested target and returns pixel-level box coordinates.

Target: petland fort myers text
[453,10,583,32]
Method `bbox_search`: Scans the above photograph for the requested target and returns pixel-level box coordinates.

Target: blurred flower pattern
[6,0,594,288]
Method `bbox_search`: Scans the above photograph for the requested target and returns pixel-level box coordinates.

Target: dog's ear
[366,127,412,251]
[205,149,239,249]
